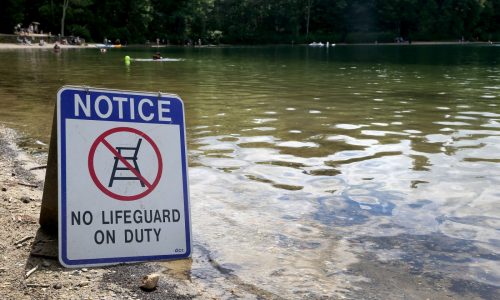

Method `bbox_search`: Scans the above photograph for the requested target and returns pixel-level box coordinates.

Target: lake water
[0,45,499,299]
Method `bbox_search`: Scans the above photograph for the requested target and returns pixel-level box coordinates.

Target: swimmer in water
[153,52,162,60]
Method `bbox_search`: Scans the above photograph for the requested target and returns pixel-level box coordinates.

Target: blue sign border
[58,86,191,267]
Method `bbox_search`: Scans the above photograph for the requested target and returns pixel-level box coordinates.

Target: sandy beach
[0,42,96,49]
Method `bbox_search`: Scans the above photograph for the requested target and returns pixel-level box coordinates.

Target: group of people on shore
[14,22,41,35]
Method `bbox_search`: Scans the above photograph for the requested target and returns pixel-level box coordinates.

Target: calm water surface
[1,45,499,299]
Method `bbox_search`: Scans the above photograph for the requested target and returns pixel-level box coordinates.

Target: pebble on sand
[53,283,63,289]
[140,273,160,291]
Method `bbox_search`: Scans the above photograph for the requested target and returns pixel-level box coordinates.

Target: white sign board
[58,86,191,267]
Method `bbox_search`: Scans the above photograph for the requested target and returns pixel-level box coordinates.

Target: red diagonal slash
[88,127,163,201]
[101,138,152,189]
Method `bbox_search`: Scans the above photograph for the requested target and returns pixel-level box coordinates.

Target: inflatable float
[131,58,183,62]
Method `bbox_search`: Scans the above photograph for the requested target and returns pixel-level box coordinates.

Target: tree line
[1,0,500,44]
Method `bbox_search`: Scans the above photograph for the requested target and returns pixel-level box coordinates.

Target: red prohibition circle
[88,127,163,201]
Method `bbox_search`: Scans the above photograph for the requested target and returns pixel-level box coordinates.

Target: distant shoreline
[0,41,496,50]
[344,41,496,46]
[0,42,94,49]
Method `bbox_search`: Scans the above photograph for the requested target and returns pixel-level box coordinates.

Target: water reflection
[0,45,499,298]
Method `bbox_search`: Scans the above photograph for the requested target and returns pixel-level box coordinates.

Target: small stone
[140,273,160,291]
[78,281,90,287]
[42,260,51,267]
[1,187,6,192]
[81,268,88,272]
[20,196,31,204]
[53,283,63,289]
[11,173,16,177]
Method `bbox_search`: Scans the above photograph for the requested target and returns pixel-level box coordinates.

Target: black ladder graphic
[108,138,145,188]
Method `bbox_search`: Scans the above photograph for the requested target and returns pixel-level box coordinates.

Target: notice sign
[57,86,191,267]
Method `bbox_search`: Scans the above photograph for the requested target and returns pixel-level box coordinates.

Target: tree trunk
[306,0,312,38]
[50,0,54,26]
[61,0,69,36]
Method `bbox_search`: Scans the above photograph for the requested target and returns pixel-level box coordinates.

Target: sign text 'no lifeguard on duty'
[57,86,191,267]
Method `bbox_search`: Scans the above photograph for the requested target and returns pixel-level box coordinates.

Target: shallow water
[0,45,499,298]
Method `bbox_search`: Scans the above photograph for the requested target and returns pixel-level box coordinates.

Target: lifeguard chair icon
[108,138,145,188]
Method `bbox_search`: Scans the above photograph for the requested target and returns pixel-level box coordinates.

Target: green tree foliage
[376,0,420,38]
[1,0,499,43]
[0,0,26,34]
